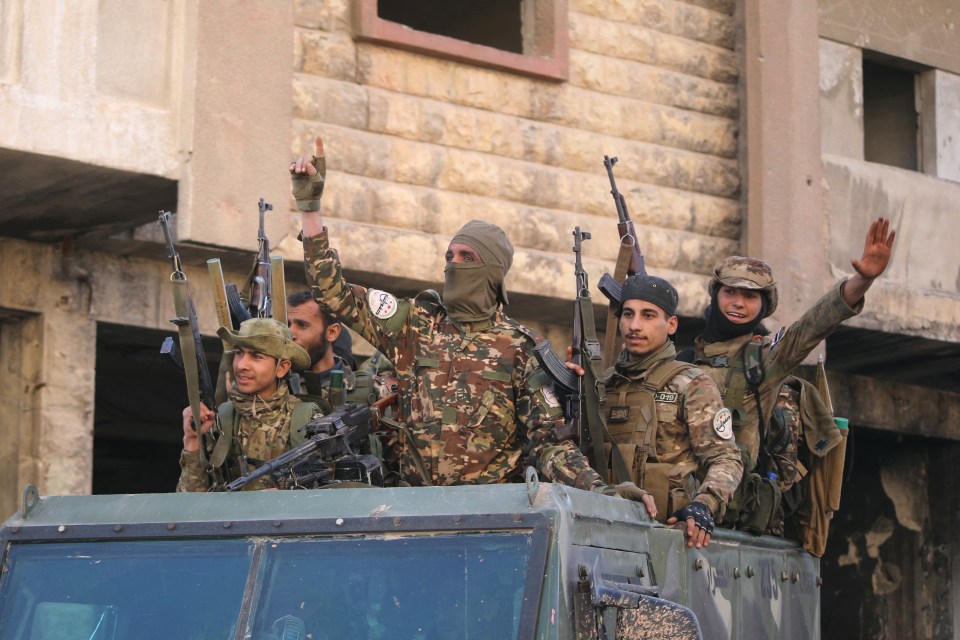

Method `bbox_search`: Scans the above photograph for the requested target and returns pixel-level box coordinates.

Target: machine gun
[158,211,227,485]
[226,394,397,491]
[600,155,648,366]
[533,228,608,478]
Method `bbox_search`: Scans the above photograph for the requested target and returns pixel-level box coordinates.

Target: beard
[306,335,329,366]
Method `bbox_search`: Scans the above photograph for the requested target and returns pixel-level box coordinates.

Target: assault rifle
[600,155,648,366]
[603,155,646,278]
[533,228,607,477]
[158,211,227,484]
[249,197,274,318]
[207,197,293,403]
[226,394,397,491]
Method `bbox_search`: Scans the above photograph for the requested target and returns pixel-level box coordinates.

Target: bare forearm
[841,274,873,307]
[301,210,324,237]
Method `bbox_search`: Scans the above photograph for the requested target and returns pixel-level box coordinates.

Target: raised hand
[290,136,326,211]
[851,217,895,280]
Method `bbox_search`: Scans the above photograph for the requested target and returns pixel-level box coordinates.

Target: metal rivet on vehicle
[791,572,799,584]
[453,516,463,524]
[114,524,123,533]
[223,522,232,529]
[58,525,66,533]
[513,515,523,523]
[9,527,19,535]
[273,521,282,528]
[166,522,176,531]
[734,568,741,579]
[781,571,788,582]
[816,576,823,588]
[336,518,344,527]
[393,517,402,526]
[694,559,704,571]
[747,566,755,578]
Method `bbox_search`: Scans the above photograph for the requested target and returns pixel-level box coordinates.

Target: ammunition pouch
[636,458,698,524]
[726,472,782,535]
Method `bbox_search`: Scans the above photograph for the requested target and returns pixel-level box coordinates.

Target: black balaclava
[702,290,768,343]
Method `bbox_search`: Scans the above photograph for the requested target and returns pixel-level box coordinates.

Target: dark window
[862,58,920,171]
[355,0,568,81]
[378,0,523,54]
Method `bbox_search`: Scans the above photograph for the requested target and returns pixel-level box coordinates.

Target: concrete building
[0,1,956,636]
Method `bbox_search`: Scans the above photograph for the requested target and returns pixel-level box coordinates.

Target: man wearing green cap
[176,317,323,492]
[679,218,895,535]
[590,273,743,548]
[288,136,645,501]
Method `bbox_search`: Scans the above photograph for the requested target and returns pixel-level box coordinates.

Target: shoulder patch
[654,391,679,404]
[368,289,399,319]
[769,326,785,350]
[540,385,561,409]
[712,407,734,440]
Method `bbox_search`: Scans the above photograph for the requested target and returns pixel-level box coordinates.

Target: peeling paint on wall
[879,452,929,532]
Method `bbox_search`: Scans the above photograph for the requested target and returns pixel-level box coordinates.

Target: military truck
[0,472,819,639]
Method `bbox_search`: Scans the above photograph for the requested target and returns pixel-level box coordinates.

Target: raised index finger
[315,136,324,158]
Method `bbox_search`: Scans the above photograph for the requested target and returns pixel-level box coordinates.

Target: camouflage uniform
[689,280,861,479]
[604,345,743,519]
[177,381,323,492]
[303,229,605,489]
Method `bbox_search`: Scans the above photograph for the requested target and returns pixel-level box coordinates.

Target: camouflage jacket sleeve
[522,358,605,491]
[176,449,210,493]
[678,372,744,516]
[763,279,862,385]
[303,229,413,361]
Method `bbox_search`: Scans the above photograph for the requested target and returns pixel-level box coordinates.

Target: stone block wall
[287,0,743,321]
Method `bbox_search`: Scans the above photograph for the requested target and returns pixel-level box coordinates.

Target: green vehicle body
[0,473,819,639]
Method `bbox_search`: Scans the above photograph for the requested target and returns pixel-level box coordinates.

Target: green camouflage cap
[217,318,311,371]
[709,256,779,316]
[451,220,514,304]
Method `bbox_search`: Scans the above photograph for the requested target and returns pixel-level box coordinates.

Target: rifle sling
[602,239,634,367]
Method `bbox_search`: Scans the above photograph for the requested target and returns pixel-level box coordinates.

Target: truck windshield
[0,531,535,640]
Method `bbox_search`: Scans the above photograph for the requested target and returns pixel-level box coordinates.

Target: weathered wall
[820,0,960,75]
[0,235,254,510]
[288,0,742,318]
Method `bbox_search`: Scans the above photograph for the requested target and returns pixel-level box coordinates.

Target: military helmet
[217,318,311,371]
[709,256,778,317]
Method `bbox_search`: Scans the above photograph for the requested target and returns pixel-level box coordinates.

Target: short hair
[287,290,314,308]
[287,290,335,328]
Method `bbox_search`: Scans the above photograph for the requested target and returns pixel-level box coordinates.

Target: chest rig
[605,359,697,520]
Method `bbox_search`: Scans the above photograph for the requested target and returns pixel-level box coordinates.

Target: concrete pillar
[177,0,295,250]
[740,0,829,330]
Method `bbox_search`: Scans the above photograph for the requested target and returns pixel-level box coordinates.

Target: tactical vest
[298,364,376,413]
[693,339,839,535]
[216,400,320,488]
[604,359,700,523]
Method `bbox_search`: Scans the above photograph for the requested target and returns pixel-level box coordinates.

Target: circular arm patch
[713,407,734,440]
[368,289,398,319]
